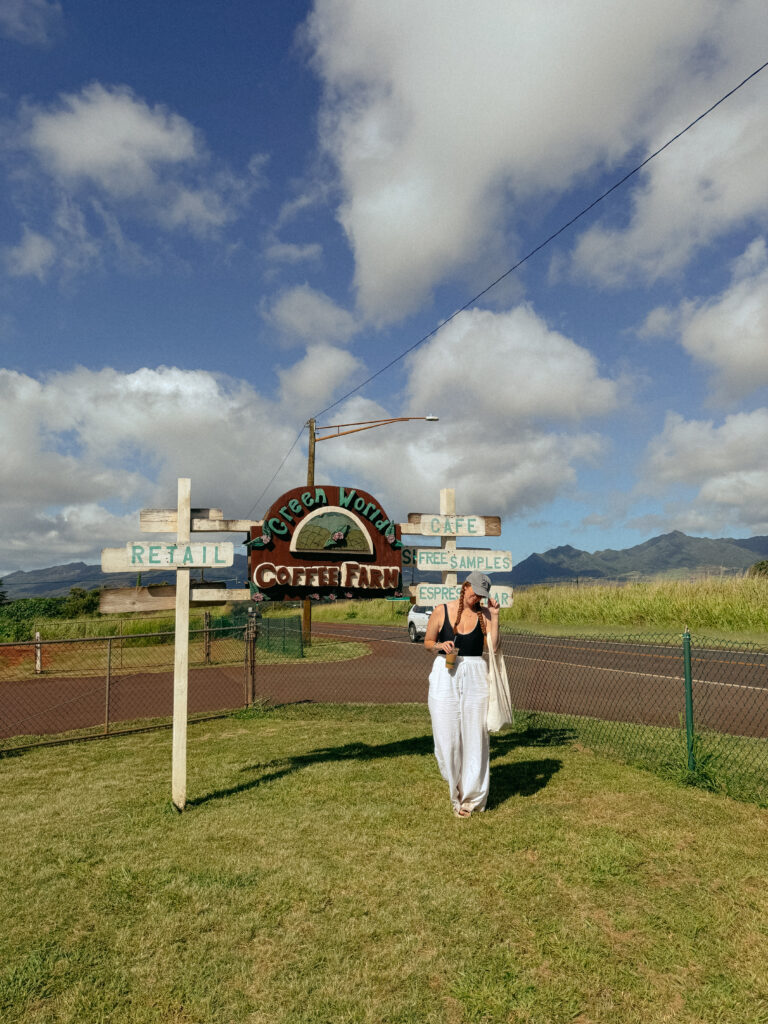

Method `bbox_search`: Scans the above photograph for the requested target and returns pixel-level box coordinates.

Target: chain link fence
[0,624,249,748]
[501,629,768,806]
[1,621,767,806]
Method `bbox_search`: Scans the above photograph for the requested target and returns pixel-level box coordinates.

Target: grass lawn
[2,705,768,1023]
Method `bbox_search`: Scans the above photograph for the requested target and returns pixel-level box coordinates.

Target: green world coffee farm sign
[249,485,402,599]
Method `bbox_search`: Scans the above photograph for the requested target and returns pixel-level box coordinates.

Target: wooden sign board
[99,583,248,613]
[190,588,251,603]
[415,583,514,607]
[141,508,260,533]
[400,514,502,537]
[412,548,512,573]
[101,541,234,573]
[100,585,177,613]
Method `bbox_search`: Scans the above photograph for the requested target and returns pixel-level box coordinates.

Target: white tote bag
[486,646,514,732]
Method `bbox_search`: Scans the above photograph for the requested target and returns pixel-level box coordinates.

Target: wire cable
[246,425,305,518]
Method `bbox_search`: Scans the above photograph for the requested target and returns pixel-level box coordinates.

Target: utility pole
[303,418,316,644]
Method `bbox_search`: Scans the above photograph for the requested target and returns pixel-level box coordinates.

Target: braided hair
[452,581,487,640]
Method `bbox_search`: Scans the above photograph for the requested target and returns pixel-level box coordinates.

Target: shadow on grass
[486,758,563,808]
[188,724,573,808]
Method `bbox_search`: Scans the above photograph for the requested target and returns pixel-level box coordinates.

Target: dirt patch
[0,647,34,669]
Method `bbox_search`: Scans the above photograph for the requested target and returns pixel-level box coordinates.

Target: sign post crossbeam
[140,509,261,533]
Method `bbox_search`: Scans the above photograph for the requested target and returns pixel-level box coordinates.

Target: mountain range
[3,531,768,600]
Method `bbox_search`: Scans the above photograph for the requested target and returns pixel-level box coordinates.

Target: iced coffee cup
[445,648,457,669]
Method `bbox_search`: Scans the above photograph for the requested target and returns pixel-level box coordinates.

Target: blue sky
[2,0,768,576]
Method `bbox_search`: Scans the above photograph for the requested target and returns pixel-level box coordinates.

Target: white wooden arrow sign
[415,583,514,607]
[101,541,234,572]
[410,548,512,573]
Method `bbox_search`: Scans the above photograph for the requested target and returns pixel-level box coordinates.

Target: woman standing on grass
[424,571,500,817]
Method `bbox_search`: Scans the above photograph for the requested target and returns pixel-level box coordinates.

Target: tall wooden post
[440,489,457,589]
[172,478,191,811]
[306,418,316,490]
[303,419,316,645]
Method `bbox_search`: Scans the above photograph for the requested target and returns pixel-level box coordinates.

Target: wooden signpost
[400,489,513,606]
[101,479,260,811]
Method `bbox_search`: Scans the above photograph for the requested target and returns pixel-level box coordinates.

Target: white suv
[407,604,433,642]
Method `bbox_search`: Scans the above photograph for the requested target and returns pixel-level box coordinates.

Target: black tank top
[437,604,485,656]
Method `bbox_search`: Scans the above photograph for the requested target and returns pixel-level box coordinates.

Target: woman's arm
[425,605,454,654]
[486,598,500,652]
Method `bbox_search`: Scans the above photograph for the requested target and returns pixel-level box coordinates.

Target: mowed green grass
[3,705,768,1024]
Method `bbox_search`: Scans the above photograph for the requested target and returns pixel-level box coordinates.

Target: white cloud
[639,238,768,400]
[310,393,606,526]
[26,83,198,196]
[13,82,256,258]
[678,238,768,400]
[0,0,62,45]
[293,304,619,525]
[0,366,301,572]
[264,284,357,344]
[264,241,323,265]
[570,95,768,287]
[0,329,619,572]
[636,304,683,340]
[640,409,768,534]
[406,305,620,425]
[158,184,236,235]
[300,303,617,522]
[303,0,768,322]
[277,343,363,418]
[3,226,56,279]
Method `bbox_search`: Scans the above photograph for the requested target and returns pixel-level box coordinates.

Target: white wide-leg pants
[428,655,489,813]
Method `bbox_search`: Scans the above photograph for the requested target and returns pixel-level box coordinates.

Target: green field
[8,576,768,644]
[300,577,768,640]
[2,705,768,1023]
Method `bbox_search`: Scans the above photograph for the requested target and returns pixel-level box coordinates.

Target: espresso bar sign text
[254,561,399,590]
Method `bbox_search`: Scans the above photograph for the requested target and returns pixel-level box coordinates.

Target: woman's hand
[435,640,455,653]
[487,597,500,616]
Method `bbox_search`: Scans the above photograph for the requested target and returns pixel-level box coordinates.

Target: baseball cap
[466,571,491,598]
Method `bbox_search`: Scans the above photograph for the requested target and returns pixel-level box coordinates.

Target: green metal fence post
[682,629,695,771]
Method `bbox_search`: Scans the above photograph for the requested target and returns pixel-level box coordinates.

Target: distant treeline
[0,588,101,642]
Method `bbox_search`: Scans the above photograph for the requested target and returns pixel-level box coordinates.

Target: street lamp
[306,416,439,487]
[302,415,439,640]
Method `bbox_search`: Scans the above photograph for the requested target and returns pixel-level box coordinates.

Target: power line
[254,58,768,513]
[246,425,304,518]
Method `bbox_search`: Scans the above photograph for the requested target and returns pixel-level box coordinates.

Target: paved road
[2,625,767,744]
[313,624,768,738]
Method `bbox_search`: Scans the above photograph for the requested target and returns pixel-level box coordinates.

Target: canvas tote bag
[486,644,514,732]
